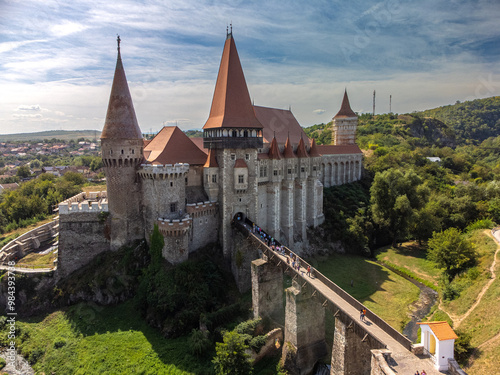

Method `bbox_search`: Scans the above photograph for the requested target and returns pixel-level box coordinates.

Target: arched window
[232,130,238,137]
[243,130,248,137]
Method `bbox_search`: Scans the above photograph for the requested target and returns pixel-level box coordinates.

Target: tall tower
[202,29,263,257]
[101,36,144,250]
[332,90,358,145]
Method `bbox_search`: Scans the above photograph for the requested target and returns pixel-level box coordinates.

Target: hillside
[0,130,101,142]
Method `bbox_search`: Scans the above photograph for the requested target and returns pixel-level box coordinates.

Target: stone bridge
[233,219,444,375]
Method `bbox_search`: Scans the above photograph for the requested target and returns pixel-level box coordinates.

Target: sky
[1,0,500,135]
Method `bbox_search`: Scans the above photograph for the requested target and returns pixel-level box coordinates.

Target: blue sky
[1,0,500,134]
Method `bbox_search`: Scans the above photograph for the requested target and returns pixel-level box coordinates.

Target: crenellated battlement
[157,216,192,237]
[138,163,189,179]
[186,201,218,217]
[58,191,108,214]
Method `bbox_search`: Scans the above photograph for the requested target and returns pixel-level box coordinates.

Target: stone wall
[370,349,396,375]
[57,212,110,279]
[186,202,219,252]
[448,359,468,375]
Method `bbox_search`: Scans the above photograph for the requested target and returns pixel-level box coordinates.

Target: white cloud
[50,20,89,37]
[17,105,41,111]
[313,109,326,115]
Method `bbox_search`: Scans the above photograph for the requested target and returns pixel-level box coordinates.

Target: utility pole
[373,90,376,116]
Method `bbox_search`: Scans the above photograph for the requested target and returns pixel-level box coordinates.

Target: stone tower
[202,29,264,257]
[101,36,144,250]
[333,90,358,145]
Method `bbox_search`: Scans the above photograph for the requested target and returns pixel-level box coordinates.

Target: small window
[301,167,305,173]
[313,166,317,171]
[170,202,177,213]
[121,149,124,154]
[231,154,236,161]
[232,130,238,137]
[238,175,244,184]
[273,169,278,176]
[245,153,250,160]
[288,168,292,174]
[185,177,188,185]
[206,174,209,183]
[132,149,135,154]
[170,181,173,187]
[212,174,217,183]
[110,150,113,155]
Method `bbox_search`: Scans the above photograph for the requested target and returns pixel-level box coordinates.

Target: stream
[377,261,438,342]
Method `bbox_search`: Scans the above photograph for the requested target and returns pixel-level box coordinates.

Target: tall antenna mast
[373,90,376,116]
[390,95,392,113]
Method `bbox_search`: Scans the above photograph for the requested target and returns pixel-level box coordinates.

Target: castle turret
[101,36,144,250]
[202,29,263,257]
[333,90,357,145]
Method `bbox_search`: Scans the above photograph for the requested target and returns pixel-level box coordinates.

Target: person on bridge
[307,265,311,277]
[360,309,365,321]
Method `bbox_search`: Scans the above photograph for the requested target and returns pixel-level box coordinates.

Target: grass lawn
[17,248,56,268]
[307,253,420,341]
[12,300,215,375]
[375,242,441,287]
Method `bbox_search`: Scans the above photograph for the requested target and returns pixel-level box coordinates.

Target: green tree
[149,223,164,267]
[213,330,252,375]
[427,228,477,280]
[16,165,31,178]
[370,168,426,246]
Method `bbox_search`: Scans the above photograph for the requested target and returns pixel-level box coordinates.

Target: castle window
[232,130,237,137]
[206,174,209,183]
[244,130,248,137]
[231,154,236,161]
[245,153,250,160]
[121,149,124,154]
[170,182,173,187]
[288,168,292,175]
[313,166,317,171]
[132,149,135,154]
[185,177,188,185]
[274,169,278,176]
[170,202,177,213]
[212,174,217,183]
[238,175,244,184]
[301,167,305,173]
[110,150,113,155]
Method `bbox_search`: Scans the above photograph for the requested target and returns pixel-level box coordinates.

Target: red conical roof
[296,137,309,158]
[308,138,321,157]
[203,34,263,130]
[334,90,357,119]
[268,136,282,160]
[204,148,219,168]
[101,41,142,139]
[283,136,296,158]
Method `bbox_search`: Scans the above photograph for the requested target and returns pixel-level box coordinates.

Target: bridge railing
[234,218,413,352]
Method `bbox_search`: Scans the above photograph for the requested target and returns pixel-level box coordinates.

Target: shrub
[465,219,495,232]
[189,329,211,357]
[0,357,5,369]
[249,335,267,353]
[54,338,66,349]
[454,330,474,366]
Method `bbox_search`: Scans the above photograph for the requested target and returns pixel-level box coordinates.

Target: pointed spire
[268,135,282,160]
[334,89,357,119]
[203,34,263,130]
[101,37,142,139]
[204,148,219,168]
[296,137,309,158]
[308,138,321,157]
[283,136,296,158]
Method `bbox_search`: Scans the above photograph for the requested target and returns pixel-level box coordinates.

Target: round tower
[101,36,144,250]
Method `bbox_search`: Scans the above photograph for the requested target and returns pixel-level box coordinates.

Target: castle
[57,31,362,276]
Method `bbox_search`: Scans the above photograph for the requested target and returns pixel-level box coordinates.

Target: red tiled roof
[268,137,282,160]
[191,137,207,152]
[101,47,142,140]
[283,136,296,158]
[234,159,248,168]
[317,144,362,155]
[296,137,309,158]
[143,139,151,147]
[203,148,219,168]
[144,126,207,165]
[417,322,458,341]
[257,153,269,160]
[334,90,357,119]
[203,35,263,130]
[253,106,310,147]
[309,138,321,157]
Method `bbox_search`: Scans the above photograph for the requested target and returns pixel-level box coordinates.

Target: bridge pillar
[282,280,327,375]
[251,258,284,323]
[331,313,378,375]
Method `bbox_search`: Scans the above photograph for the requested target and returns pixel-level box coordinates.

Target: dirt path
[439,229,499,329]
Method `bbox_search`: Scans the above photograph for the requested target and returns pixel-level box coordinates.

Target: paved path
[0,265,54,273]
[244,224,443,374]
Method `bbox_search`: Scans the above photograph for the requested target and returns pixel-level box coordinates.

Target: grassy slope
[308,253,420,334]
[376,243,441,287]
[1,130,100,142]
[16,301,212,375]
